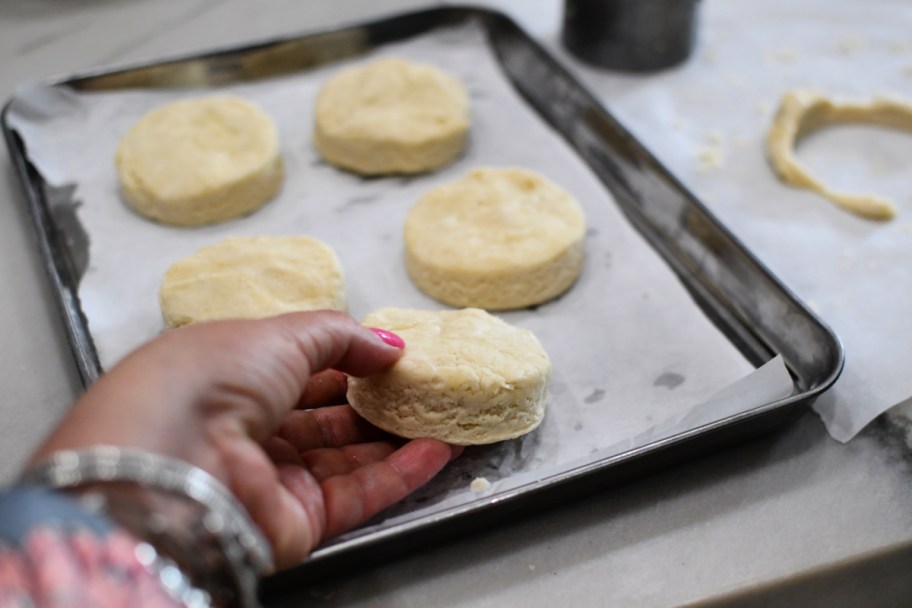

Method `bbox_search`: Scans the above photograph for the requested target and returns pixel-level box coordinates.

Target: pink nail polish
[370,327,405,349]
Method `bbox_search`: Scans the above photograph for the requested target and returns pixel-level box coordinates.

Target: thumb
[180,310,406,440]
[268,310,405,379]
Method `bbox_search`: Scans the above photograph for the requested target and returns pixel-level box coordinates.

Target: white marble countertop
[2,1,911,606]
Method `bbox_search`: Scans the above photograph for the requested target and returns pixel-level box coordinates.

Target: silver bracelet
[22,446,274,608]
[132,540,214,608]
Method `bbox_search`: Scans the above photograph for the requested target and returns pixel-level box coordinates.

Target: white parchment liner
[553,0,912,442]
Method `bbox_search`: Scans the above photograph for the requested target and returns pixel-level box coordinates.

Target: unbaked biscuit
[404,167,586,310]
[346,307,551,445]
[116,95,283,226]
[159,236,345,328]
[313,58,470,175]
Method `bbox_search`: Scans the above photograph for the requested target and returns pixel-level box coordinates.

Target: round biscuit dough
[313,58,470,175]
[116,95,284,226]
[404,168,586,310]
[159,236,345,328]
[346,307,552,445]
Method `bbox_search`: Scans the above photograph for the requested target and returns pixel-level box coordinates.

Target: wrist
[73,481,241,607]
[21,446,273,608]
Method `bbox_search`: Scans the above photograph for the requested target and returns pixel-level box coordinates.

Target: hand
[29,311,460,568]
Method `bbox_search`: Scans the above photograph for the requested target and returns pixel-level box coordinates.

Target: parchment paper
[555,0,912,442]
[6,22,795,540]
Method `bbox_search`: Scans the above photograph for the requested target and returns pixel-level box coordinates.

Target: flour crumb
[696,146,725,172]
[756,101,772,116]
[528,564,537,572]
[889,41,910,54]
[470,477,492,493]
[807,299,820,313]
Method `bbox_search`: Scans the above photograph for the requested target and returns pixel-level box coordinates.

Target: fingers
[275,466,326,565]
[215,438,319,570]
[268,311,404,379]
[298,369,348,409]
[230,311,404,439]
[300,443,398,481]
[266,432,464,563]
[272,405,401,479]
[320,439,457,540]
[265,434,401,482]
[261,436,303,467]
[276,406,391,452]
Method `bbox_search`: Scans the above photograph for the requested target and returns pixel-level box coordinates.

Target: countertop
[2,1,911,606]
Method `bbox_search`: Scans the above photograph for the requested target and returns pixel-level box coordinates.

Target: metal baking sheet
[2,6,842,588]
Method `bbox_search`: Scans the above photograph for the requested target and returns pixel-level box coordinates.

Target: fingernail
[369,327,405,349]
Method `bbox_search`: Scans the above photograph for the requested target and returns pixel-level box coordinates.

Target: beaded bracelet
[21,446,274,608]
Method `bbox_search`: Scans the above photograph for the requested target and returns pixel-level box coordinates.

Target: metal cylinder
[562,0,700,71]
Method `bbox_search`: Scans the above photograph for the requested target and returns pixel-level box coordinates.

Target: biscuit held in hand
[30,312,460,567]
[347,307,552,445]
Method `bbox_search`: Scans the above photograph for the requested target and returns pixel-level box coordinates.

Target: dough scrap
[159,236,345,328]
[766,89,912,220]
[470,477,492,493]
[313,57,470,175]
[404,167,586,310]
[346,307,551,445]
[116,95,283,226]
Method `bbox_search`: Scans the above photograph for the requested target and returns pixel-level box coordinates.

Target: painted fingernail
[369,327,405,349]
